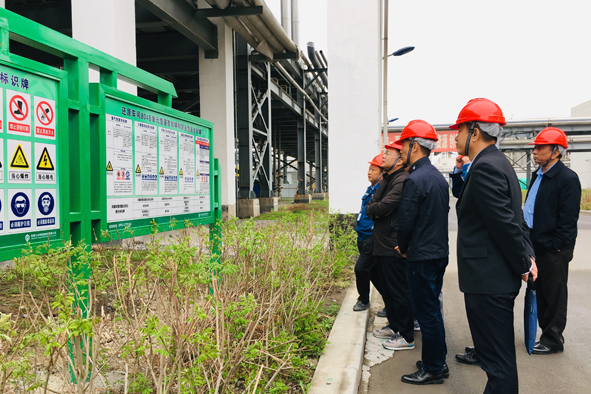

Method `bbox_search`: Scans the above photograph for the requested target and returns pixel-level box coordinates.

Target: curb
[308,281,368,394]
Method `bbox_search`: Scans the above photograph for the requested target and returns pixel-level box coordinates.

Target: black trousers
[465,292,519,394]
[354,237,380,304]
[535,248,573,351]
[407,258,447,373]
[374,255,414,343]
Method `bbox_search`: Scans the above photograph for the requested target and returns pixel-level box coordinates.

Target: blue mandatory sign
[37,192,55,216]
[11,192,30,218]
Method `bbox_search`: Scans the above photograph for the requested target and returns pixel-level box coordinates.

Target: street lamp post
[381,0,415,148]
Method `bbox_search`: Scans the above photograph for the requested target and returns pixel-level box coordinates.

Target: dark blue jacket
[525,160,581,253]
[397,157,449,261]
[356,183,380,241]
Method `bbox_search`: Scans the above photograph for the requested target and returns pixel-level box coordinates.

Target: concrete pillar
[259,197,278,213]
[237,199,260,218]
[71,0,137,95]
[328,1,381,213]
[199,16,237,219]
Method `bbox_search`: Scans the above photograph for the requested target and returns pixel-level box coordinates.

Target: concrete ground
[360,207,591,394]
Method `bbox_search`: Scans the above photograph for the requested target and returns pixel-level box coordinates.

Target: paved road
[361,210,591,393]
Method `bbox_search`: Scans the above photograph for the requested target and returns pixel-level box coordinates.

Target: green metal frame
[0,5,222,303]
[0,8,222,381]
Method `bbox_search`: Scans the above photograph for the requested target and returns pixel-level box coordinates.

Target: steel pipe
[275,62,327,123]
[248,0,297,52]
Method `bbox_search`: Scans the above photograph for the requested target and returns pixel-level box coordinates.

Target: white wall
[71,0,137,95]
[327,0,381,213]
[572,100,591,117]
[199,15,237,218]
[570,153,591,189]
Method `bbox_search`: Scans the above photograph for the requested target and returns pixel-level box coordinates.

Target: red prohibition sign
[9,95,28,121]
[36,101,54,126]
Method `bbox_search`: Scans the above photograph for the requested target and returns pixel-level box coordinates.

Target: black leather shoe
[377,308,387,318]
[455,349,480,365]
[353,300,370,311]
[401,368,444,385]
[532,343,561,355]
[415,360,449,379]
[465,346,475,353]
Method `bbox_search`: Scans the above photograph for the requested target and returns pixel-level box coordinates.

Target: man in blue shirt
[353,153,384,311]
[524,127,581,355]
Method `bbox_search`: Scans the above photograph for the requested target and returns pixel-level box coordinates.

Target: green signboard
[0,60,65,259]
[91,85,216,240]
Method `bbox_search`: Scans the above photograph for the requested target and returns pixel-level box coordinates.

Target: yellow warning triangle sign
[106,161,113,171]
[179,168,183,176]
[159,167,164,175]
[10,144,29,169]
[36,147,55,171]
[136,164,141,174]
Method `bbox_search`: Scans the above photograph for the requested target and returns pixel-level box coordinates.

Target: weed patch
[0,207,356,393]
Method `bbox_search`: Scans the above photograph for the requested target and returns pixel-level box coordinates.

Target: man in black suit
[452,98,538,394]
[524,127,581,355]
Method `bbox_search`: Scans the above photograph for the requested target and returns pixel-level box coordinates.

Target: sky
[267,0,591,126]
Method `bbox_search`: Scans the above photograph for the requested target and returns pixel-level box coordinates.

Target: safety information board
[0,64,59,239]
[105,96,211,231]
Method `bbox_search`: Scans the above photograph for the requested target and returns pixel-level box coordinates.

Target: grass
[257,199,329,220]
[581,190,591,211]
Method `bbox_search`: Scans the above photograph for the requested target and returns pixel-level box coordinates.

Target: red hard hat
[528,127,568,149]
[368,153,384,167]
[399,120,438,141]
[450,98,506,130]
[384,140,403,151]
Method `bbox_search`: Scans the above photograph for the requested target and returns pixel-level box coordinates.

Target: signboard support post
[209,159,222,290]
[65,56,93,383]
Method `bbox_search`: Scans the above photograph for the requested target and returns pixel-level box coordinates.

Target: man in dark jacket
[452,98,537,394]
[524,127,581,355]
[366,140,415,352]
[395,120,449,385]
[353,153,385,311]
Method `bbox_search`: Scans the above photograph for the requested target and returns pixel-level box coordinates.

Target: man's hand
[395,246,407,258]
[455,155,470,170]
[521,257,538,282]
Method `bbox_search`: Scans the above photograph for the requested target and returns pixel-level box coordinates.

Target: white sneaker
[414,320,421,332]
[383,333,415,351]
[373,325,395,339]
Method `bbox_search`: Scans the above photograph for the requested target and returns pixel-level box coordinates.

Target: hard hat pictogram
[36,147,55,171]
[136,165,141,174]
[36,101,54,126]
[106,161,113,171]
[10,145,30,169]
[10,95,28,121]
